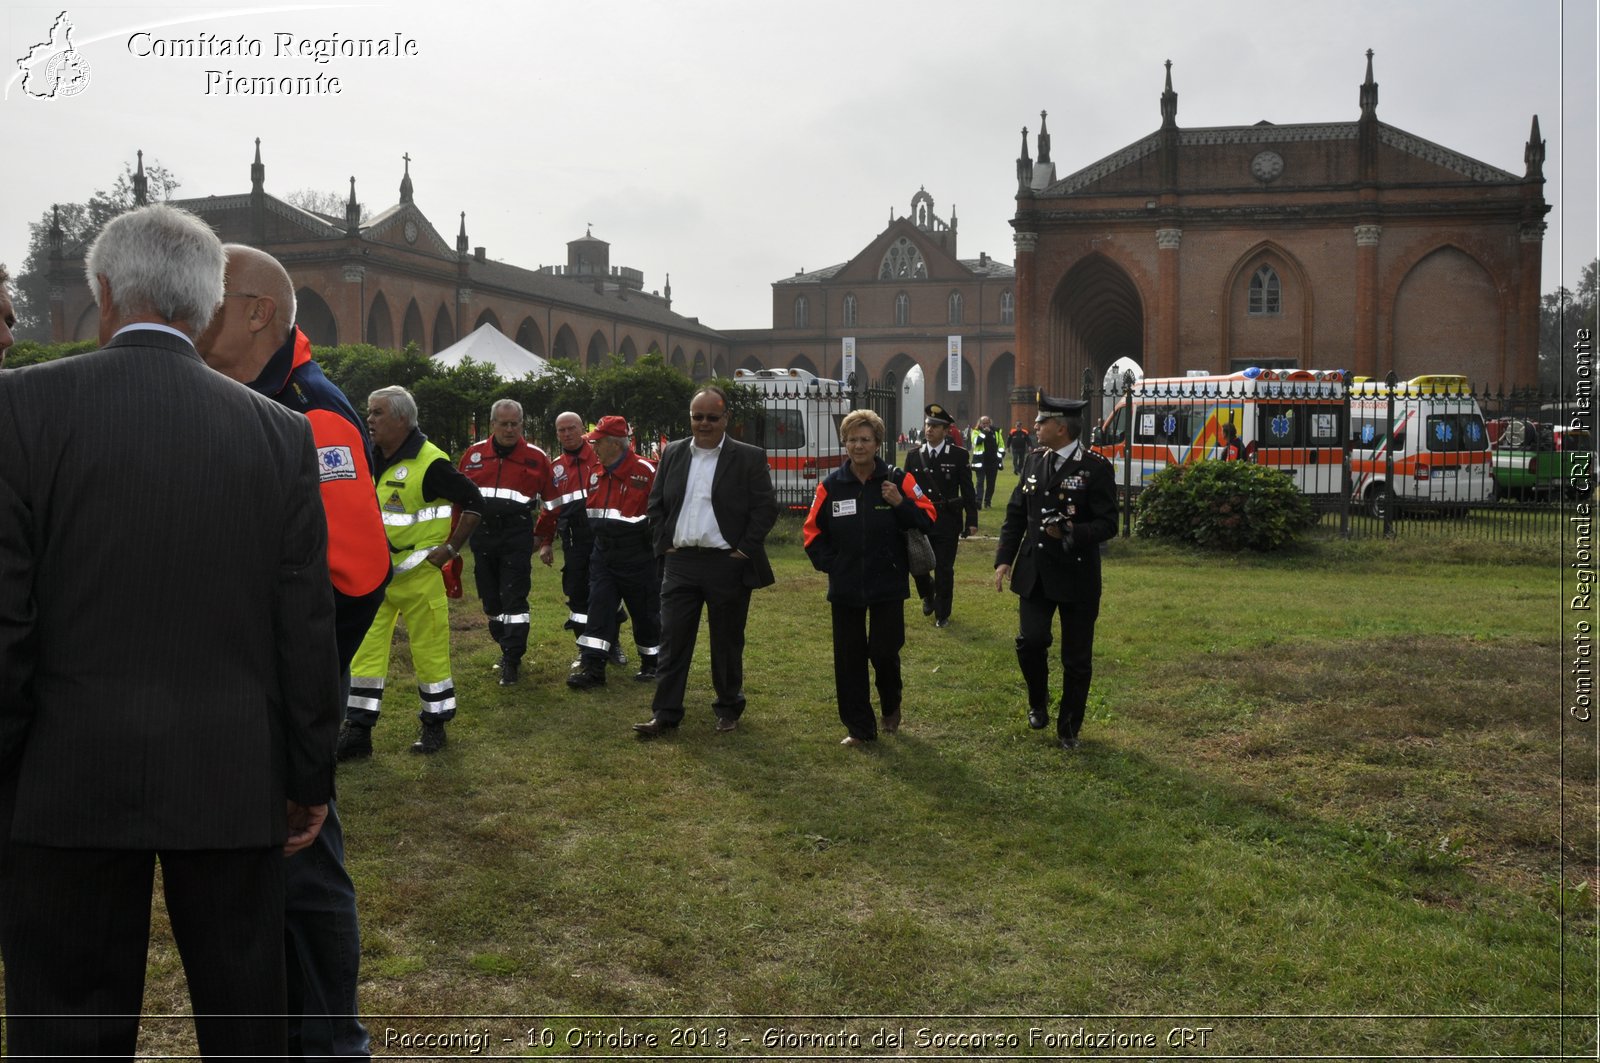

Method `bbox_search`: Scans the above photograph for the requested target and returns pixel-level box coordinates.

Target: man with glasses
[993,392,1118,750]
[633,386,777,736]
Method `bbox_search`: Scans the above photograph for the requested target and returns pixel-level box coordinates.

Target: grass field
[28,467,1599,1059]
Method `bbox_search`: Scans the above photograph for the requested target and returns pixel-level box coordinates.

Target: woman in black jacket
[803,410,937,745]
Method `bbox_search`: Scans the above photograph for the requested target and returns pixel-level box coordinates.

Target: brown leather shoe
[881,710,901,734]
[714,717,738,733]
[632,718,677,737]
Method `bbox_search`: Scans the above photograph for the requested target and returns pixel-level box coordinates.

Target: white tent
[432,323,550,379]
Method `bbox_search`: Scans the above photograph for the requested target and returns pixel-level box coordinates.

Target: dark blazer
[0,329,339,850]
[649,435,779,588]
[995,445,1118,604]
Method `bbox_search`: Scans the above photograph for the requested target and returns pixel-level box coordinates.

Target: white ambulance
[1091,367,1349,505]
[1347,374,1493,517]
[732,368,850,507]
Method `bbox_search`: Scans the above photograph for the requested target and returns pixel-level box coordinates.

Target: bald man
[197,244,391,1060]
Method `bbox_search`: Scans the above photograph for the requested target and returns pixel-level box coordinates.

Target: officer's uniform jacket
[902,441,977,537]
[995,442,1118,604]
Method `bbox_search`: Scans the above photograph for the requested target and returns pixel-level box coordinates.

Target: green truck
[1490,418,1593,500]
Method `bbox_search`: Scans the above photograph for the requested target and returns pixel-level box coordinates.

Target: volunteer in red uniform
[457,399,557,686]
[552,411,630,670]
[566,416,662,689]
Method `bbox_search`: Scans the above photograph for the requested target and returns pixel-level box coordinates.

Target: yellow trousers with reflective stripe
[348,561,456,723]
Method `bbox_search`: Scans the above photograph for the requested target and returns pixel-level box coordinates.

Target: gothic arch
[646,341,663,359]
[295,288,338,346]
[671,345,686,372]
[1219,240,1313,369]
[514,316,544,356]
[401,299,425,351]
[935,355,978,423]
[475,308,502,332]
[738,354,765,372]
[1389,245,1506,385]
[787,353,819,377]
[71,302,97,341]
[712,354,727,378]
[431,304,455,354]
[367,292,394,349]
[881,351,920,391]
[551,324,580,362]
[618,335,639,365]
[1046,253,1145,396]
[984,351,1016,420]
[586,330,609,369]
[691,350,708,381]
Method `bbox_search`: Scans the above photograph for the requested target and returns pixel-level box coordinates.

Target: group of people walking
[0,202,1119,1059]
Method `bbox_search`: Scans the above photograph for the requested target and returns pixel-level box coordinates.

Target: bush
[1133,460,1314,551]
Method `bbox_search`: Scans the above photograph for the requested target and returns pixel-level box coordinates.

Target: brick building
[46,142,730,377]
[1009,53,1549,424]
[723,187,1018,426]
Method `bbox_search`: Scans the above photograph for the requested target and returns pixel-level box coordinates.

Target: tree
[284,188,369,224]
[1539,258,1598,391]
[12,160,181,340]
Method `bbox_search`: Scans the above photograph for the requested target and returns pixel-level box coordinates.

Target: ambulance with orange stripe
[1091,367,1349,505]
[733,367,850,507]
[1346,374,1492,517]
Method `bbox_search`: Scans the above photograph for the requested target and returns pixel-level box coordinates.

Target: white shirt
[923,441,947,459]
[1049,440,1082,474]
[112,322,195,348]
[672,438,731,549]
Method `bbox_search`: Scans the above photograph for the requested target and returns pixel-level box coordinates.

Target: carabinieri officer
[993,392,1118,749]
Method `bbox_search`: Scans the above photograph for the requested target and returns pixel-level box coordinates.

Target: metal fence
[741,374,899,509]
[1080,368,1591,541]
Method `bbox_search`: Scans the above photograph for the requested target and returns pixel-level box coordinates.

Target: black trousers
[0,843,287,1060]
[976,465,999,506]
[559,523,596,632]
[652,550,753,725]
[1016,588,1100,740]
[473,541,533,660]
[913,512,962,621]
[831,599,905,740]
[577,547,661,671]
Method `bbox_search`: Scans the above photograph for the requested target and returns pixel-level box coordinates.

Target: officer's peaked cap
[924,403,954,426]
[1035,391,1086,419]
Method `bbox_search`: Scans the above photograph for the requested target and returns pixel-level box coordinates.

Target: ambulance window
[1307,409,1341,445]
[761,409,806,451]
[1255,404,1301,446]
[1425,413,1488,452]
[1135,407,1189,444]
[1099,404,1128,445]
[1350,418,1382,450]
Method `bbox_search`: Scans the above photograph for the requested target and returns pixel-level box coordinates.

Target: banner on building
[842,336,856,382]
[947,335,963,391]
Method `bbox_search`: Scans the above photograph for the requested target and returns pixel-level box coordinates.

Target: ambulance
[732,367,850,507]
[1091,367,1350,505]
[1347,374,1492,517]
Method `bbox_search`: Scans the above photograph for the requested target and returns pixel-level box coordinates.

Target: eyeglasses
[691,413,723,423]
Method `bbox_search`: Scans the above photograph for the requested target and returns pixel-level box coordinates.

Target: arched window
[894,292,910,327]
[794,295,809,329]
[842,293,858,327]
[879,237,927,280]
[947,290,963,325]
[1000,290,1015,325]
[1249,265,1281,315]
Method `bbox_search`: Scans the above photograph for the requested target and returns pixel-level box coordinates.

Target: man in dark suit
[994,393,1118,750]
[634,385,778,736]
[0,204,340,1058]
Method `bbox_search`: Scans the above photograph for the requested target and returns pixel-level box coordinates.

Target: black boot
[498,656,521,686]
[1016,637,1050,730]
[335,721,372,761]
[410,719,447,754]
[633,653,659,682]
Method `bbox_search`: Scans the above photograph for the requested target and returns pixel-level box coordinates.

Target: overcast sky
[2,0,1594,333]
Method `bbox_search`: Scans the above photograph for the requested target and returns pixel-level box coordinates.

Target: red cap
[585,415,630,442]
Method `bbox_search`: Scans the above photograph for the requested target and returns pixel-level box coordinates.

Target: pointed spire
[457,211,469,256]
[664,273,672,310]
[1037,110,1051,166]
[1160,60,1178,127]
[1524,114,1545,179]
[250,137,264,194]
[1016,125,1033,190]
[950,203,957,231]
[1359,49,1378,116]
[344,176,361,235]
[132,149,148,206]
[399,152,414,204]
[49,204,63,258]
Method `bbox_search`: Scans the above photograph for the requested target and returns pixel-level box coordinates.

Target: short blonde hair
[839,409,884,445]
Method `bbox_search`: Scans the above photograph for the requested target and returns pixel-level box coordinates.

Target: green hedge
[1133,459,1315,551]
